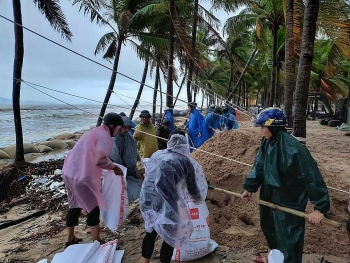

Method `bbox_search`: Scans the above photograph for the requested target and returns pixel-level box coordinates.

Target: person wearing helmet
[134,110,158,174]
[205,106,223,138]
[110,116,142,203]
[62,113,124,247]
[222,106,239,130]
[241,108,330,263]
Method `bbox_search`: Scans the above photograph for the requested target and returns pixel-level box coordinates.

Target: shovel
[208,185,342,228]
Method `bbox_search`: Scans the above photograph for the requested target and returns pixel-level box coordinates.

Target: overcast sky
[0,1,231,107]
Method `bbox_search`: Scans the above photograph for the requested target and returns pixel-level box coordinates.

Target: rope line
[3,17,347,195]
[20,78,250,128]
[0,14,252,126]
[20,83,350,195]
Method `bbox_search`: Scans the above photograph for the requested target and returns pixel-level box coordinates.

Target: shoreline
[0,131,83,168]
[0,116,188,168]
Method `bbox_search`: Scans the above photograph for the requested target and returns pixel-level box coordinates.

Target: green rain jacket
[243,130,330,263]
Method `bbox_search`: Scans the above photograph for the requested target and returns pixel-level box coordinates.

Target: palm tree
[284,0,350,129]
[12,0,72,162]
[293,0,320,140]
[225,0,284,107]
[309,39,348,100]
[73,0,162,126]
[185,0,198,103]
[283,0,296,127]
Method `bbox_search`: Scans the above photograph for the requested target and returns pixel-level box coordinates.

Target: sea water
[0,104,155,148]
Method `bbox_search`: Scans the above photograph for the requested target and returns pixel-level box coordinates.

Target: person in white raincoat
[140,130,207,263]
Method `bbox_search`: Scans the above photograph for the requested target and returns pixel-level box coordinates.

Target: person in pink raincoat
[62,113,124,247]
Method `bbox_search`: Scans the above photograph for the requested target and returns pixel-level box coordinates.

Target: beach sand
[0,120,349,262]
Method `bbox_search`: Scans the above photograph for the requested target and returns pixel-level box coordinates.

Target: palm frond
[128,39,156,61]
[197,4,221,30]
[317,0,350,58]
[71,0,110,26]
[133,32,169,51]
[324,43,343,77]
[102,39,117,61]
[34,0,72,41]
[323,77,348,97]
[210,0,250,12]
[95,31,118,55]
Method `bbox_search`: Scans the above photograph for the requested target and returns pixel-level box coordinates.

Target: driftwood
[0,210,46,230]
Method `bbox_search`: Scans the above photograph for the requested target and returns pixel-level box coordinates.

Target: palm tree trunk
[12,0,25,163]
[186,0,198,103]
[129,58,149,120]
[152,64,160,122]
[97,38,123,126]
[293,0,320,140]
[159,73,163,117]
[193,70,198,101]
[174,68,187,107]
[227,48,258,101]
[227,61,234,98]
[284,0,295,127]
[166,0,175,112]
[276,65,280,106]
[270,28,278,107]
[201,89,205,112]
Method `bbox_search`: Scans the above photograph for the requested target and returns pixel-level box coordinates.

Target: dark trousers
[66,206,100,227]
[142,229,174,263]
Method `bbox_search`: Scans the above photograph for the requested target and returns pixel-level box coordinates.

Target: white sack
[101,165,129,232]
[172,201,218,261]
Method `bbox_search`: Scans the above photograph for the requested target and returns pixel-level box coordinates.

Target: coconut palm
[73,0,167,126]
[293,0,320,139]
[292,0,350,139]
[284,0,350,130]
[309,39,348,100]
[283,0,303,126]
[225,0,284,107]
[12,0,72,162]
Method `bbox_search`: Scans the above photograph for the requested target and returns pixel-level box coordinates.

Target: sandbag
[0,149,11,159]
[39,141,69,150]
[101,165,129,232]
[36,145,53,153]
[45,240,124,263]
[172,201,218,261]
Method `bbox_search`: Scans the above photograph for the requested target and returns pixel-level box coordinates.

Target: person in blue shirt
[222,106,239,130]
[185,102,207,152]
[163,108,175,132]
[205,107,223,138]
[119,112,136,135]
[226,101,237,117]
[207,105,215,115]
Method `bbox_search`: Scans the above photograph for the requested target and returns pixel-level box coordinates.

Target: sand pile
[191,129,349,257]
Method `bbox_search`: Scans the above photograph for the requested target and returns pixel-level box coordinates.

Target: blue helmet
[256,108,286,126]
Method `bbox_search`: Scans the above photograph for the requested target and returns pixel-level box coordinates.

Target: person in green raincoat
[241,108,330,263]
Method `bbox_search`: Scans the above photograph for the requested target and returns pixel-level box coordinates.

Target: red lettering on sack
[190,208,199,220]
[175,249,181,260]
